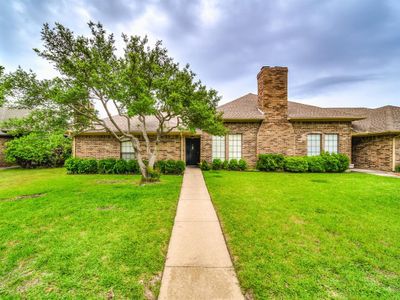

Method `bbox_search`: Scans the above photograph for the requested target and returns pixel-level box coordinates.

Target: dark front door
[185,138,200,165]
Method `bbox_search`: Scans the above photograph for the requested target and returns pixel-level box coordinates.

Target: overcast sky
[1,0,400,108]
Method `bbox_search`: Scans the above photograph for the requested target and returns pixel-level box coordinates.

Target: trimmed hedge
[203,158,248,171]
[228,159,240,171]
[395,165,400,173]
[306,156,326,173]
[256,154,285,171]
[155,159,186,175]
[284,157,309,173]
[212,159,223,170]
[199,160,211,171]
[321,152,349,173]
[65,158,185,175]
[238,159,248,171]
[257,152,350,173]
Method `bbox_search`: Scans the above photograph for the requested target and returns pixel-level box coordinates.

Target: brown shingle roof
[218,93,400,135]
[218,93,364,121]
[84,94,399,136]
[217,93,264,120]
[84,115,186,134]
[334,106,400,135]
[0,107,31,136]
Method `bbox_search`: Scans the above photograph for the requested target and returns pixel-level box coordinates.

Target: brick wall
[201,121,353,168]
[257,121,296,156]
[257,66,288,121]
[201,122,260,167]
[74,134,182,160]
[256,66,296,156]
[0,137,12,167]
[292,121,353,158]
[352,135,394,171]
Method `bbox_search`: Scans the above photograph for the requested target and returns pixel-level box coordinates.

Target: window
[121,141,135,160]
[212,136,225,160]
[325,134,338,153]
[229,134,242,160]
[307,134,321,156]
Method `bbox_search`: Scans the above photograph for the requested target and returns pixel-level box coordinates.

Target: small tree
[3,22,225,181]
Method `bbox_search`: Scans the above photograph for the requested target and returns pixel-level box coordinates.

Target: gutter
[288,117,365,122]
[352,131,400,137]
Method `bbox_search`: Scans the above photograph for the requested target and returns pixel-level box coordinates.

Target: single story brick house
[73,66,400,171]
[0,108,30,167]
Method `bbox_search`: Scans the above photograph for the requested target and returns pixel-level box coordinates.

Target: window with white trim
[228,134,242,160]
[212,136,225,160]
[307,134,321,156]
[121,141,135,160]
[325,134,338,153]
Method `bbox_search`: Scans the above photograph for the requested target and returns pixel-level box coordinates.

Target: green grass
[203,171,400,299]
[0,168,182,299]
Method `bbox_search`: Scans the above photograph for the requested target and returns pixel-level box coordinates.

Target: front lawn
[203,171,400,299]
[0,168,182,299]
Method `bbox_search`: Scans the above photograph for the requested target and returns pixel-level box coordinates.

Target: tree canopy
[2,21,226,180]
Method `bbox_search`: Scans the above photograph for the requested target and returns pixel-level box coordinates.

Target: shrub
[238,159,248,171]
[155,159,186,174]
[222,160,229,170]
[306,156,326,173]
[212,158,223,170]
[336,153,350,172]
[321,152,349,173]
[98,158,117,174]
[5,133,71,168]
[175,160,186,174]
[228,159,240,171]
[395,165,400,173]
[142,167,160,183]
[127,159,140,174]
[256,154,285,171]
[199,160,210,171]
[64,157,80,174]
[113,159,129,174]
[78,159,98,174]
[284,156,309,173]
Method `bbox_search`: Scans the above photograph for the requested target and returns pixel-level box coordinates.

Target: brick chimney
[257,66,288,121]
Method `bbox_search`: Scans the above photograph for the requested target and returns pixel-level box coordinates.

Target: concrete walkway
[351,168,400,178]
[159,167,243,300]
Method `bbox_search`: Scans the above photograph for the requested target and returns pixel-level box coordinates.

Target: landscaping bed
[204,171,400,299]
[0,168,182,299]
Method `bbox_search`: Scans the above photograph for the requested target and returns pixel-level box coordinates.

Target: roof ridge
[218,93,257,108]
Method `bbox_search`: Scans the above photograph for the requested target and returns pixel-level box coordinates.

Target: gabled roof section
[287,101,366,121]
[217,93,364,121]
[83,115,190,134]
[217,93,264,121]
[218,93,400,135]
[344,106,400,135]
[0,107,31,136]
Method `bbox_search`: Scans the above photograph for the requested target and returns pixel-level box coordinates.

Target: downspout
[72,136,76,158]
[180,132,184,161]
[393,136,396,171]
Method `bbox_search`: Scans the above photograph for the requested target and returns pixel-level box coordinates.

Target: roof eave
[222,118,264,122]
[288,117,366,122]
[352,131,400,137]
[77,130,197,136]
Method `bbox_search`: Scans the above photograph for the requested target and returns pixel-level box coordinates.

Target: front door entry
[185,138,200,165]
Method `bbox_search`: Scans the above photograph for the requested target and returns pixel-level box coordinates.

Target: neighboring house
[0,108,31,167]
[73,66,400,171]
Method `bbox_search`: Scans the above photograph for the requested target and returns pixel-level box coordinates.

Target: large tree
[3,22,225,180]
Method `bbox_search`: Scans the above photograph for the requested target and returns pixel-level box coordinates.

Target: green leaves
[3,21,226,176]
[4,133,71,168]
